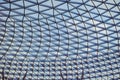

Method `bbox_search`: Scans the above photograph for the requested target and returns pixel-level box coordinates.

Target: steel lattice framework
[0,0,120,80]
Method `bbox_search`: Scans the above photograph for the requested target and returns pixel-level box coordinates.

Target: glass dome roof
[0,0,120,79]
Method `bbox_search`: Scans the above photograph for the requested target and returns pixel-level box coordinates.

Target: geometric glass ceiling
[0,0,120,79]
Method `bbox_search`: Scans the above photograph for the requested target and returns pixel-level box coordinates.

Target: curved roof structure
[0,0,120,79]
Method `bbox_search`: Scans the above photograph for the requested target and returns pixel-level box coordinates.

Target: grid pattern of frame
[0,0,120,80]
